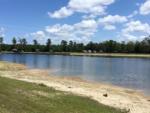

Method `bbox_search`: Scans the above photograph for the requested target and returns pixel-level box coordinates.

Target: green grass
[0,76,127,113]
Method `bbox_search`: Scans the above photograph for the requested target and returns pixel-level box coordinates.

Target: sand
[0,61,149,113]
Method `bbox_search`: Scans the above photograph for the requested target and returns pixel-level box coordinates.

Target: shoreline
[1,52,150,58]
[0,61,150,113]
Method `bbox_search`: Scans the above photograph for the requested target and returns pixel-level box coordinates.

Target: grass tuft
[38,83,47,87]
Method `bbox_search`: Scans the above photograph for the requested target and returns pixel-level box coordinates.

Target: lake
[0,53,150,95]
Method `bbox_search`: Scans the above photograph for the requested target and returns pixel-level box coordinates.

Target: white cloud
[98,15,127,30]
[120,20,150,41]
[31,31,46,43]
[47,19,98,42]
[140,0,150,15]
[74,19,98,29]
[104,25,116,30]
[128,10,138,18]
[32,31,45,38]
[48,7,73,19]
[99,15,127,24]
[49,0,115,18]
[33,14,129,43]
[0,27,5,37]
[31,19,98,43]
[123,20,150,34]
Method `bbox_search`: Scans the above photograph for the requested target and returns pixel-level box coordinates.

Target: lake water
[0,53,150,95]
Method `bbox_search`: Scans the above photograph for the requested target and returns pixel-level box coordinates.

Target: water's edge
[1,52,150,58]
[0,53,150,95]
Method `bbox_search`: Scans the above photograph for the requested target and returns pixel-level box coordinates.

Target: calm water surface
[0,53,150,95]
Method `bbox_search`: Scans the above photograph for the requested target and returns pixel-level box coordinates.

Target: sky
[0,0,150,44]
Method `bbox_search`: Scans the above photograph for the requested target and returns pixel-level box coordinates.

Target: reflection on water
[0,53,150,95]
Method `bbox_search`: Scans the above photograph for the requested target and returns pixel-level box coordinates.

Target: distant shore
[70,53,150,58]
[1,51,150,58]
[0,61,149,113]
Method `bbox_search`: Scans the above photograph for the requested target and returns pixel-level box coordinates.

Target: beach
[0,61,149,113]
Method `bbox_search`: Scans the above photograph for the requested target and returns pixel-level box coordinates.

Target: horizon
[0,0,150,44]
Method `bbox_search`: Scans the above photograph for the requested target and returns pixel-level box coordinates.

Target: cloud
[0,27,5,37]
[123,20,150,33]
[31,31,46,43]
[104,25,116,30]
[99,15,127,24]
[128,10,138,18]
[75,19,98,29]
[48,7,73,19]
[49,0,115,18]
[31,19,98,43]
[31,14,129,43]
[120,20,150,41]
[140,0,150,15]
[98,15,128,30]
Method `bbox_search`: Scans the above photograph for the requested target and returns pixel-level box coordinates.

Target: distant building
[35,49,40,52]
[88,50,92,53]
[93,50,97,53]
[83,50,88,53]
[99,50,103,53]
[12,49,18,52]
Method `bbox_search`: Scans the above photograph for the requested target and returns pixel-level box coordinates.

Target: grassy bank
[0,76,127,113]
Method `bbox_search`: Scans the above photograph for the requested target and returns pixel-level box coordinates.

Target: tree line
[0,36,150,53]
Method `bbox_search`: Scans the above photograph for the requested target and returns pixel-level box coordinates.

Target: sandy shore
[1,52,150,58]
[0,61,149,113]
[70,53,150,58]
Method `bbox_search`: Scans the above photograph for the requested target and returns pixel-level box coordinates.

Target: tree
[103,40,117,53]
[140,37,150,53]
[69,40,73,52]
[73,42,77,52]
[135,41,141,53]
[18,38,27,51]
[33,39,39,52]
[86,41,95,51]
[11,37,17,52]
[12,37,17,46]
[0,35,149,53]
[33,39,38,46]
[22,38,27,51]
[76,43,84,52]
[0,37,3,52]
[61,40,68,52]
[120,41,127,53]
[22,38,27,46]
[126,41,135,53]
[46,39,51,52]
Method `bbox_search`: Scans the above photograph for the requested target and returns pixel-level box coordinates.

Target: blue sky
[0,0,150,44]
